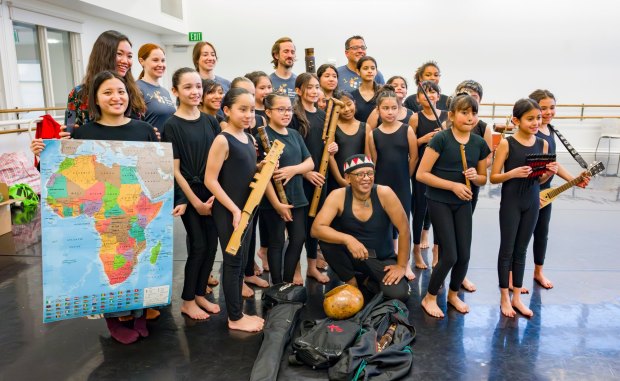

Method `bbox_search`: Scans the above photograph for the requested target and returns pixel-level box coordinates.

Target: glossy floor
[1,153,619,380]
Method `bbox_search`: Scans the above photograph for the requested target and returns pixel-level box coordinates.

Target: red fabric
[34,114,61,167]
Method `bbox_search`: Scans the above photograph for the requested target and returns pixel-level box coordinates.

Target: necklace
[353,195,371,208]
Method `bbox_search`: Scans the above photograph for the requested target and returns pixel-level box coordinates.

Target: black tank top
[336,185,394,260]
[416,110,447,159]
[502,135,545,198]
[372,124,411,214]
[217,132,257,207]
[334,122,367,178]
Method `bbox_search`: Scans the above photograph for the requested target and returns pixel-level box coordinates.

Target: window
[12,21,77,119]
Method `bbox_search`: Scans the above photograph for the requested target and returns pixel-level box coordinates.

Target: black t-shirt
[71,119,158,142]
[258,126,311,208]
[289,109,326,171]
[425,129,490,204]
[162,113,218,204]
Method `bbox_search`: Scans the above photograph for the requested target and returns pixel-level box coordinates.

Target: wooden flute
[226,139,285,255]
[308,97,344,217]
[460,144,471,190]
[257,126,288,204]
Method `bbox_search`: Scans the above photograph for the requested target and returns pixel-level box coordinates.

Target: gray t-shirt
[137,79,176,132]
[270,72,297,102]
[336,65,385,92]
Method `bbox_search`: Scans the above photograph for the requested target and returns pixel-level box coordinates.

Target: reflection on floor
[1,153,619,380]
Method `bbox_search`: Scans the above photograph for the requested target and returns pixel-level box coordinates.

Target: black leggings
[412,178,431,244]
[497,197,539,289]
[258,211,270,248]
[426,200,472,295]
[180,206,218,301]
[213,204,252,321]
[245,213,260,277]
[320,242,410,302]
[533,203,552,266]
[262,207,306,284]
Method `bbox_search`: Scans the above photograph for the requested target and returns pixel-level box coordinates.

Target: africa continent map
[40,140,174,323]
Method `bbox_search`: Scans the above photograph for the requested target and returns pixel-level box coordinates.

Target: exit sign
[189,32,202,42]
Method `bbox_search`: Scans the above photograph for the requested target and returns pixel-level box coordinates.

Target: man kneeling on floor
[311,154,410,302]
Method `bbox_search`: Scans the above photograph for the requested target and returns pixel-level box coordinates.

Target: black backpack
[262,282,307,308]
[290,293,384,369]
[328,299,416,381]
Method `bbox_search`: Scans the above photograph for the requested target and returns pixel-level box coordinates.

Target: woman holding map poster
[32,70,158,344]
[162,67,221,320]
[206,88,275,333]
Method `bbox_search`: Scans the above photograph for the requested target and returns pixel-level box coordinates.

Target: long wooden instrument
[308,97,344,217]
[226,139,285,255]
[257,126,288,204]
[459,144,471,190]
[539,161,604,209]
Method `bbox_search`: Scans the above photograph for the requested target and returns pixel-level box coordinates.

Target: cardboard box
[0,183,15,236]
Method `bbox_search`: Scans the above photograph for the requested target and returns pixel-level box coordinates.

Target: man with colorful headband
[311,154,411,301]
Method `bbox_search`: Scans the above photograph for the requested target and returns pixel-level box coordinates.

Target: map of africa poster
[40,139,174,323]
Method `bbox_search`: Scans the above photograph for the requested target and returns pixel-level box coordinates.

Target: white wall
[169,0,620,105]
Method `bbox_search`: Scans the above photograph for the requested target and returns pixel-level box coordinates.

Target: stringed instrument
[308,97,344,217]
[226,139,285,255]
[257,126,288,204]
[539,161,604,209]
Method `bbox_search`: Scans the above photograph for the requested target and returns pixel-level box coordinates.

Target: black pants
[471,184,481,213]
[180,206,218,301]
[412,178,432,244]
[245,212,260,277]
[262,207,306,284]
[213,203,252,321]
[497,196,539,289]
[426,200,472,295]
[533,203,552,266]
[258,210,270,248]
[320,242,410,302]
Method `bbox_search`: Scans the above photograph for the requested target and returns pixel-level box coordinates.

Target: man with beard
[337,35,385,92]
[269,37,297,101]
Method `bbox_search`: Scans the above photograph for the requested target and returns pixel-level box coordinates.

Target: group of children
[29,31,590,343]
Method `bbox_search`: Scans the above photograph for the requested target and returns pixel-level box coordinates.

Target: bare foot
[420,229,430,249]
[461,278,477,292]
[253,261,263,276]
[242,282,255,298]
[244,275,269,288]
[316,253,329,270]
[405,264,416,281]
[421,294,444,318]
[432,245,439,267]
[228,315,264,332]
[258,247,269,272]
[413,247,428,269]
[512,299,534,318]
[181,300,210,320]
[247,314,265,323]
[293,262,303,285]
[447,291,470,314]
[307,267,330,283]
[500,290,516,318]
[534,267,553,289]
[508,271,529,294]
[195,295,220,314]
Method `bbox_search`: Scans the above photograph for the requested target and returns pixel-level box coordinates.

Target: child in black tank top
[409,81,447,270]
[367,87,418,282]
[417,95,490,319]
[491,99,557,319]
[327,91,369,193]
[366,77,413,129]
[205,88,265,333]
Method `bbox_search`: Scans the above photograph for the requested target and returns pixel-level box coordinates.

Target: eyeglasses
[351,170,375,179]
[270,107,293,115]
[346,45,367,51]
